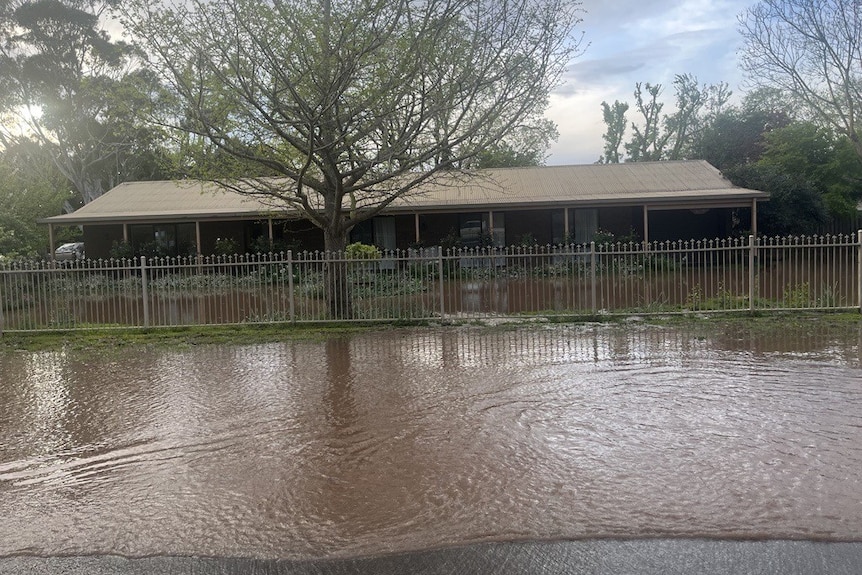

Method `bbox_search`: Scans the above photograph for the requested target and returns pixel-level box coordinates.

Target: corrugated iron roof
[43,160,767,224]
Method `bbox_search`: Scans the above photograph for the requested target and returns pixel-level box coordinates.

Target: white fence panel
[0,232,860,332]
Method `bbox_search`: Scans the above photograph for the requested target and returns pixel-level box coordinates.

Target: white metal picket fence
[1,232,860,332]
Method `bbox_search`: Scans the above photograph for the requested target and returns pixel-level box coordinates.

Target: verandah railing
[1,232,860,332]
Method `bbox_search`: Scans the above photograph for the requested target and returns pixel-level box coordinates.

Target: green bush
[110,240,134,260]
[213,237,240,256]
[345,242,381,259]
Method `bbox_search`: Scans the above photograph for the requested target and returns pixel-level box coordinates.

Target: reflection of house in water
[42,161,767,259]
[324,338,358,433]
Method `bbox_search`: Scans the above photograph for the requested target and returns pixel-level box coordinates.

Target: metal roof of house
[43,160,767,225]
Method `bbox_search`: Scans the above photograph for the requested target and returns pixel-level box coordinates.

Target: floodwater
[0,321,861,560]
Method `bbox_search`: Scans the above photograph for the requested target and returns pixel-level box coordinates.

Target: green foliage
[758,123,862,219]
[0,143,71,259]
[592,228,638,246]
[696,94,792,171]
[782,282,811,308]
[250,235,274,254]
[345,242,381,260]
[592,229,617,246]
[608,74,731,163]
[515,233,538,247]
[740,0,862,163]
[0,0,172,204]
[598,100,628,164]
[721,120,862,233]
[726,163,826,236]
[121,0,583,254]
[212,237,240,256]
[109,240,134,260]
[469,120,557,168]
[249,233,303,255]
[439,229,463,252]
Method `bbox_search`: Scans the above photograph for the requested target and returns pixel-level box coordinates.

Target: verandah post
[748,234,756,313]
[140,256,150,328]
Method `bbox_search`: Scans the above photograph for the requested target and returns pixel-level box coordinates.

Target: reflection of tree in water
[324,337,358,434]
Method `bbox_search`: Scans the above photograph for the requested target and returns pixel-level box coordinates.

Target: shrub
[213,237,240,256]
[110,240,134,260]
[345,242,381,260]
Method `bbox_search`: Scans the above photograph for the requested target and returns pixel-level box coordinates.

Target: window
[572,209,598,244]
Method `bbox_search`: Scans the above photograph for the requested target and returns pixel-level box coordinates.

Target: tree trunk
[324,226,351,320]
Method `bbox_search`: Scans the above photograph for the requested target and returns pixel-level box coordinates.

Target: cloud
[545,0,752,165]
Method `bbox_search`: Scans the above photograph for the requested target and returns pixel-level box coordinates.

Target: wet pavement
[1,320,861,570]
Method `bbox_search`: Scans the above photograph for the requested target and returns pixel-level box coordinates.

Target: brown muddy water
[0,321,861,560]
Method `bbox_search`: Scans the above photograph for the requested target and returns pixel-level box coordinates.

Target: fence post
[140,256,150,328]
[590,241,597,313]
[857,230,862,314]
[287,250,295,323]
[438,250,446,320]
[748,234,756,313]
[0,275,4,337]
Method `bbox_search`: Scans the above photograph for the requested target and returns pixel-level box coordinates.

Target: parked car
[54,242,85,261]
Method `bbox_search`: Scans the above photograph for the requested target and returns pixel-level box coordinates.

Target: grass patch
[0,310,858,353]
[0,322,409,353]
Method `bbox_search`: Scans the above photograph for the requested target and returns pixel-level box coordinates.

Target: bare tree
[122,0,582,253]
[739,0,862,160]
[625,82,667,161]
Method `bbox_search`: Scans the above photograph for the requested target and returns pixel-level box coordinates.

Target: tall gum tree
[121,0,583,255]
[0,0,165,205]
[739,0,862,161]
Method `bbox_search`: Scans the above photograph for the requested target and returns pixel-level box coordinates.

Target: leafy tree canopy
[0,0,172,204]
[758,122,862,219]
[0,141,75,258]
[740,0,862,161]
[598,74,730,163]
[121,0,583,252]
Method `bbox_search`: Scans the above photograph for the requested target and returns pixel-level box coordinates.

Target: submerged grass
[0,311,859,354]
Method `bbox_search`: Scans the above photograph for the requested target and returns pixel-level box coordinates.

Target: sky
[546,0,755,165]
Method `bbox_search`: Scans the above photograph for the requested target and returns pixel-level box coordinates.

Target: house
[41,160,768,259]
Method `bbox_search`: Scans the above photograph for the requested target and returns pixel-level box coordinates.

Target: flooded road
[1,321,861,560]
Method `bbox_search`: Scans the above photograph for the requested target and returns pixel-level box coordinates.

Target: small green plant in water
[783,282,811,308]
[816,282,841,308]
[685,283,703,310]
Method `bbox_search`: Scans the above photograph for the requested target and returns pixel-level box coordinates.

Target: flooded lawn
[0,321,861,560]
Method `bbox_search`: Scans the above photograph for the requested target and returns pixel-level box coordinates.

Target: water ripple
[0,323,860,559]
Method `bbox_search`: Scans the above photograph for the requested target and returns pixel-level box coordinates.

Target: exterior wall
[82,224,124,259]
[416,213,461,247]
[199,221,246,254]
[599,207,642,240]
[649,208,731,241]
[505,209,554,245]
[274,219,324,252]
